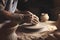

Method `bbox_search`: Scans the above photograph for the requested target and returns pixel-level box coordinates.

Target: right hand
[23,14,32,23]
[23,11,39,25]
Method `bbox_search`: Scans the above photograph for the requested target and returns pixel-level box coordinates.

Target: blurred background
[17,0,60,21]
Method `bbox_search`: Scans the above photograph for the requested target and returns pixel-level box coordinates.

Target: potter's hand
[23,14,32,23]
[23,11,39,25]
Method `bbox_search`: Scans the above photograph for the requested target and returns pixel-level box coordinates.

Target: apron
[5,0,18,13]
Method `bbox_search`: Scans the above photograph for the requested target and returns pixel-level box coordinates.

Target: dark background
[17,0,55,20]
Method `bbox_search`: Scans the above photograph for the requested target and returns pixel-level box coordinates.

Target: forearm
[0,10,24,21]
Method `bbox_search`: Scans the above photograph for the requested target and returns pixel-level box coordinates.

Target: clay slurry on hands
[27,11,39,25]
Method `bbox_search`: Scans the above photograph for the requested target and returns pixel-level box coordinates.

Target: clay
[40,13,49,22]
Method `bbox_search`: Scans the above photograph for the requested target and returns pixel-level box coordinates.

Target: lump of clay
[40,13,49,22]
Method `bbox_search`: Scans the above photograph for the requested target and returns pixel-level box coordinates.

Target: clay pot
[40,13,49,22]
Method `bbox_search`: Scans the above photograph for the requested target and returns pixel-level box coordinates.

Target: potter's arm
[0,10,24,22]
[0,10,39,25]
[0,10,34,24]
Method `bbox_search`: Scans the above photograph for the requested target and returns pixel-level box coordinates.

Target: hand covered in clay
[23,11,39,25]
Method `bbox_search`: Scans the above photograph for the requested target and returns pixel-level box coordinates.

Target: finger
[32,17,39,22]
[32,15,39,20]
[31,20,38,24]
[33,19,39,22]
